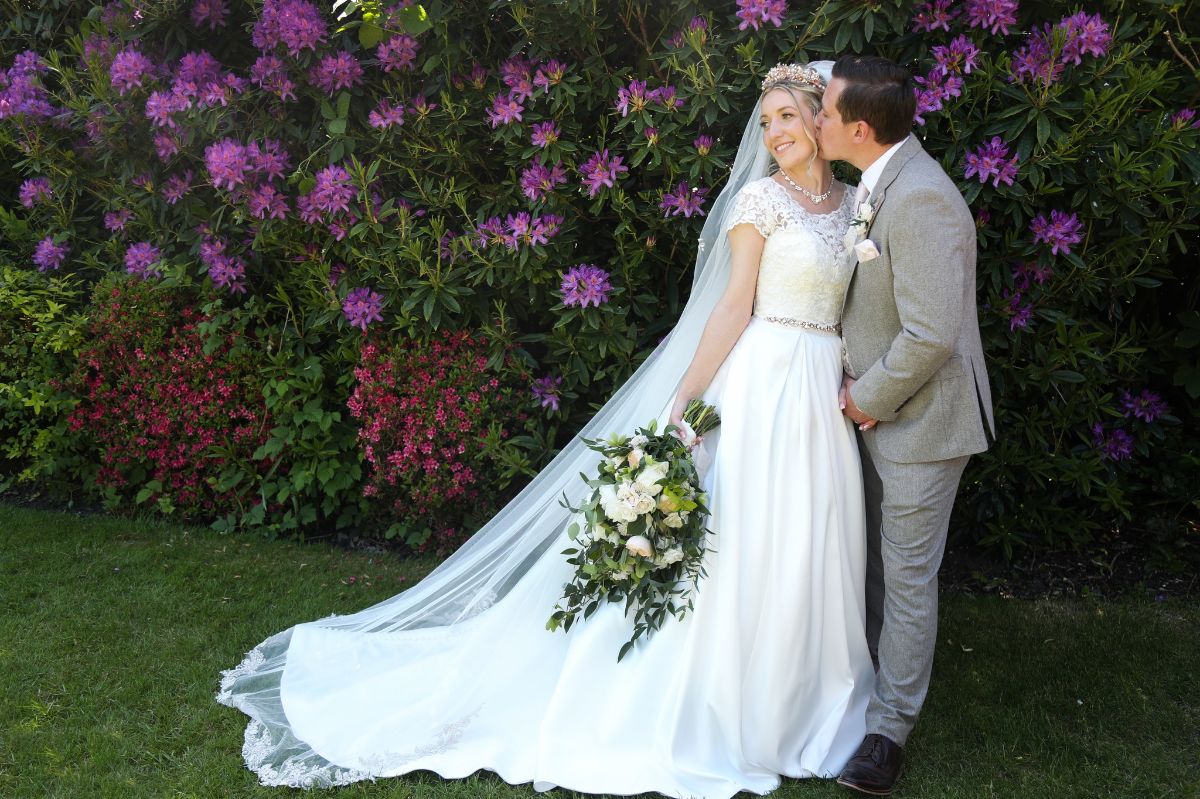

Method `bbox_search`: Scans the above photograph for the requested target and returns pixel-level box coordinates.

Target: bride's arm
[669,224,765,427]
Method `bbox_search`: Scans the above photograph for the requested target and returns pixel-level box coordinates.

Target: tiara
[761,63,824,92]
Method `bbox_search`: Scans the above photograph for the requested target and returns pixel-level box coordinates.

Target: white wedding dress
[218,177,872,798]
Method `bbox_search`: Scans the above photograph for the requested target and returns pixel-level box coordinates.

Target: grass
[0,503,1196,799]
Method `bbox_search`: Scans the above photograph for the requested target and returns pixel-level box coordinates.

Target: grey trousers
[857,428,969,746]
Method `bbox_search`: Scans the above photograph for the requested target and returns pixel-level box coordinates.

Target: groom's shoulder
[897,148,968,209]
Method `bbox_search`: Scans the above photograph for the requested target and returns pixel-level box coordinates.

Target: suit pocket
[936,354,965,381]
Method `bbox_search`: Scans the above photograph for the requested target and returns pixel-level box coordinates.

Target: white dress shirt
[858,135,910,195]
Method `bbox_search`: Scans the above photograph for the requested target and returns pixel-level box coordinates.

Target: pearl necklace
[779,170,832,204]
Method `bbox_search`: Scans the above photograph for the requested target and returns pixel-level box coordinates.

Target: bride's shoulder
[733,176,781,203]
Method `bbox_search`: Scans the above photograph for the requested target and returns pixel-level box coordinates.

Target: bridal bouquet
[547,399,721,661]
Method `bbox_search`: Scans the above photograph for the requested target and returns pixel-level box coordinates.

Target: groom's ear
[851,120,874,144]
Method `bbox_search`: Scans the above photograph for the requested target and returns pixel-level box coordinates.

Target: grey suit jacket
[842,136,994,464]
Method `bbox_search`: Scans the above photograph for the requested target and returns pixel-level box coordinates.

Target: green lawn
[0,504,1196,799]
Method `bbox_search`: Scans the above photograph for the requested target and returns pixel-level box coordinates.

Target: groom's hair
[831,56,915,145]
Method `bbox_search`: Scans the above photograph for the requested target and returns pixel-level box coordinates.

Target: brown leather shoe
[836,733,903,795]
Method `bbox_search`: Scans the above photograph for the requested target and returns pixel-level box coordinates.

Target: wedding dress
[218,75,873,797]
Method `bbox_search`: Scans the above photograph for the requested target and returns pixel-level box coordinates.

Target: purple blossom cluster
[913,69,963,126]
[1002,288,1032,331]
[964,136,1019,187]
[204,138,254,190]
[1011,12,1112,88]
[519,162,567,202]
[33,237,68,271]
[911,0,959,32]
[249,55,297,102]
[124,241,163,280]
[1,51,58,123]
[932,35,981,76]
[1171,108,1199,129]
[244,183,290,220]
[309,51,364,94]
[694,135,714,156]
[451,63,489,91]
[297,164,360,240]
[735,0,788,31]
[104,208,135,233]
[578,149,628,198]
[368,98,405,129]
[199,233,247,293]
[343,287,384,331]
[614,79,684,117]
[408,94,436,118]
[486,57,568,127]
[378,35,420,73]
[1091,423,1133,462]
[560,263,612,308]
[110,47,156,95]
[191,0,229,30]
[660,181,709,218]
[533,60,567,94]
[1030,210,1084,256]
[531,375,563,411]
[475,212,564,250]
[668,16,709,48]
[19,177,52,208]
[963,0,1018,36]
[162,170,194,204]
[531,121,560,148]
[154,131,181,160]
[1004,261,1052,332]
[252,0,328,56]
[1120,390,1169,423]
[171,50,246,110]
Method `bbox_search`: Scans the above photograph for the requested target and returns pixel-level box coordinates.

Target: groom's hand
[839,375,877,431]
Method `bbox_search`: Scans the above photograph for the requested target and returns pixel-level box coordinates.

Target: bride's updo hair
[759,63,826,179]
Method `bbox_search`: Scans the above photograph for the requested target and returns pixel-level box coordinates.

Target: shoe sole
[836,776,894,796]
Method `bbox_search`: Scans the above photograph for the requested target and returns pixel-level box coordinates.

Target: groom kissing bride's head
[814,56,916,171]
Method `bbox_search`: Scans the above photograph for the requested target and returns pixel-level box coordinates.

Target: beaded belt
[756,314,841,334]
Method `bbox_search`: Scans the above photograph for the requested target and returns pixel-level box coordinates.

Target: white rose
[611,569,631,581]
[631,479,661,498]
[663,512,683,528]
[636,460,669,490]
[633,493,657,515]
[607,455,624,469]
[625,535,653,557]
[627,448,644,468]
[660,546,684,565]
[629,433,649,448]
[599,483,639,524]
[657,493,680,513]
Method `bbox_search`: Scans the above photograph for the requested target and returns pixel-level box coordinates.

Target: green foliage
[0,0,1196,564]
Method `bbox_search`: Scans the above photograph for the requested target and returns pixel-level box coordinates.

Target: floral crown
[761,63,825,93]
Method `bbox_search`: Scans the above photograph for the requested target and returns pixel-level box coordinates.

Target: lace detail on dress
[356,706,484,774]
[726,177,854,256]
[242,718,374,788]
[215,646,266,711]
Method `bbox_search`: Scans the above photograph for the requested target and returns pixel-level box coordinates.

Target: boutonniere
[854,238,881,262]
[849,200,875,232]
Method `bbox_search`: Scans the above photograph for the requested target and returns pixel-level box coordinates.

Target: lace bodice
[726,177,856,330]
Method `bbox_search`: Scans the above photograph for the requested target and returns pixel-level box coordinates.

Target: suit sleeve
[850,187,970,422]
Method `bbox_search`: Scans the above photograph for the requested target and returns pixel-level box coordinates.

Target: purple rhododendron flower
[560,263,612,308]
[249,55,296,102]
[307,164,356,216]
[1011,13,1111,87]
[933,35,981,76]
[144,90,187,128]
[912,70,963,125]
[33,236,68,271]
[124,242,163,279]
[1030,210,1084,256]
[669,16,709,47]
[964,0,1018,36]
[368,99,405,129]
[199,234,247,293]
[694,135,714,155]
[19,177,52,208]
[1120,390,1169,423]
[204,138,253,191]
[911,0,959,32]
[110,47,155,95]
[533,60,567,93]
[579,149,628,198]
[191,0,229,29]
[154,131,180,161]
[1,50,58,122]
[520,162,567,202]
[486,93,524,127]
[1171,108,1198,128]
[736,0,788,31]
[343,287,384,331]
[244,183,289,220]
[310,52,363,94]
[964,137,1020,187]
[248,139,290,181]
[104,208,135,232]
[615,79,650,116]
[650,85,684,110]
[660,181,709,218]
[252,0,328,56]
[531,121,560,148]
[378,34,419,73]
[1059,11,1112,65]
[408,94,436,116]
[531,375,563,411]
[162,171,194,204]
[1092,423,1134,462]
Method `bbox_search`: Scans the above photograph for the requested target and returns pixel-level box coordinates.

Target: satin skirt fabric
[258,319,872,798]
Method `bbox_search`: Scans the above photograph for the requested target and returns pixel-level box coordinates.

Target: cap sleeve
[725,180,777,238]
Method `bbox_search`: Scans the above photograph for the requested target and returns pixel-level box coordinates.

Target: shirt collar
[859,135,910,195]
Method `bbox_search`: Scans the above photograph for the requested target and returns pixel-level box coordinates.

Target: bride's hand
[669,394,690,431]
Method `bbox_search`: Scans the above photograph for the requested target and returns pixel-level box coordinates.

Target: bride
[218,60,873,798]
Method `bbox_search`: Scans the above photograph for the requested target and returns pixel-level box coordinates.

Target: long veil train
[217,89,793,787]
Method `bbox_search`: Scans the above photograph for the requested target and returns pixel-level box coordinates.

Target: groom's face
[815,78,854,161]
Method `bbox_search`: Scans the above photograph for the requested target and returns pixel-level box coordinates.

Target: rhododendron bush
[1,0,1197,564]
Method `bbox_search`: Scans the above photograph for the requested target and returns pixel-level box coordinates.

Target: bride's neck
[779,163,832,192]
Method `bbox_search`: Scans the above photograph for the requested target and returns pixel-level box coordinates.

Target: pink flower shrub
[348,332,535,553]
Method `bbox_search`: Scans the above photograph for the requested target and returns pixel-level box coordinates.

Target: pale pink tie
[853,182,869,213]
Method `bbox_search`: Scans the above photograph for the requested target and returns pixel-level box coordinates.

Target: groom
[815,55,994,795]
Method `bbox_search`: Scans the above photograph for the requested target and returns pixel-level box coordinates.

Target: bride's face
[760,88,819,173]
